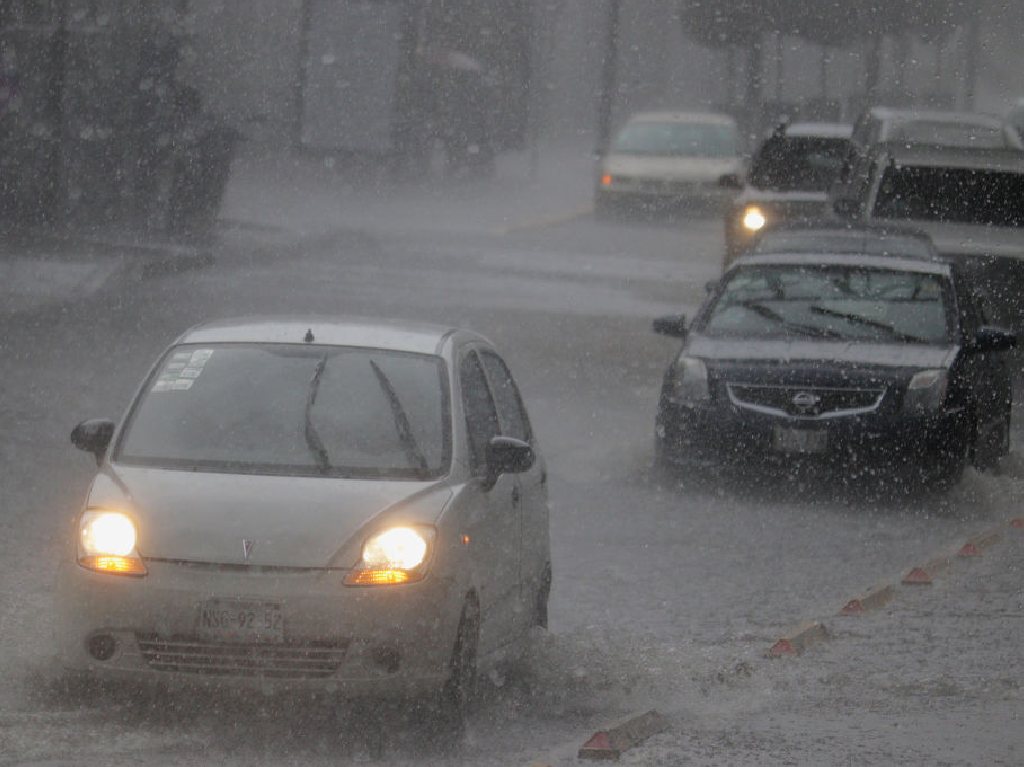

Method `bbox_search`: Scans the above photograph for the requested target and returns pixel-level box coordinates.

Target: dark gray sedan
[654,252,1015,487]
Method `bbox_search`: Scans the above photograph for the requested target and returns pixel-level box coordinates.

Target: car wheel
[435,595,480,735]
[533,564,551,629]
[929,442,968,491]
[594,193,619,220]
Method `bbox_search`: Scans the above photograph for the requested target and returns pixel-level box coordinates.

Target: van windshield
[874,165,1024,227]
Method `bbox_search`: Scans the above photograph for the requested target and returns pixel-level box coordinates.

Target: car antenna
[304,328,315,343]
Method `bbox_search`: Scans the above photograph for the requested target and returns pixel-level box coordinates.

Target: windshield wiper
[304,354,331,473]
[808,305,930,344]
[369,360,430,478]
[738,300,843,339]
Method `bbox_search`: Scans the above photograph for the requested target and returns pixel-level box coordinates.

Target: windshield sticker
[150,349,213,392]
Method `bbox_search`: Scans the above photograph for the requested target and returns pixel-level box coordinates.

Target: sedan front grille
[136,634,349,679]
[727,384,885,419]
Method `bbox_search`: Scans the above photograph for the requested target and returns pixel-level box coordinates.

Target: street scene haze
[2,1,1024,765]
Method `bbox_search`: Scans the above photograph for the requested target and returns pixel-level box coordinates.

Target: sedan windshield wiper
[369,360,430,477]
[808,305,930,344]
[738,300,843,339]
[304,354,332,473]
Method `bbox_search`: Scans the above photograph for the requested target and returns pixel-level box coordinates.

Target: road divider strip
[766,622,829,658]
[494,204,594,236]
[839,583,895,616]
[577,710,669,760]
[958,529,1002,557]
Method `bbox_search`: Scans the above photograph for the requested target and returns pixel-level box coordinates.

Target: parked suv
[831,143,1024,331]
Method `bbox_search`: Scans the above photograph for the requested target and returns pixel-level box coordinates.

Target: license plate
[197,599,284,644]
[773,425,828,454]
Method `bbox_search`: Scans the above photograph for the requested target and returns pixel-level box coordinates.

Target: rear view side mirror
[485,436,534,486]
[833,197,862,220]
[718,173,743,190]
[71,419,115,466]
[972,326,1017,354]
[653,314,688,338]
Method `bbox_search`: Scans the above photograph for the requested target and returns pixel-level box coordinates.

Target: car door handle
[511,486,521,506]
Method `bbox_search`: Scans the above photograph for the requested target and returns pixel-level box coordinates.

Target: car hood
[87,465,452,569]
[686,335,958,370]
[604,153,742,182]
[872,218,1024,258]
[735,188,828,204]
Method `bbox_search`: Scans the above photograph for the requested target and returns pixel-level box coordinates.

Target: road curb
[958,529,1002,557]
[839,583,895,616]
[577,710,669,760]
[766,622,829,658]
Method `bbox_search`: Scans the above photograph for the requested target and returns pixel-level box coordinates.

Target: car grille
[727,384,885,419]
[135,634,349,679]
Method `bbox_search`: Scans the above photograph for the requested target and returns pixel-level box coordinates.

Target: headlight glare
[669,356,710,404]
[78,511,146,576]
[742,206,767,232]
[345,526,435,586]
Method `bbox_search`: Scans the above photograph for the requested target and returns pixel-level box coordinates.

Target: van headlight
[344,526,436,586]
[904,369,948,413]
[667,357,710,405]
[78,510,147,576]
[742,206,767,232]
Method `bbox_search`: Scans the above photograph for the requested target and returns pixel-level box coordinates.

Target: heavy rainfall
[1,1,1023,765]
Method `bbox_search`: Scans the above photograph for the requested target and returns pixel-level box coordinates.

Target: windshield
[874,165,1024,227]
[116,344,450,479]
[612,120,738,157]
[889,120,1011,148]
[703,265,952,344]
[748,136,850,191]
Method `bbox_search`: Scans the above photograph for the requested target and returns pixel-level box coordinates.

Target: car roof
[867,107,1009,129]
[872,142,1024,172]
[176,317,478,355]
[734,251,952,276]
[627,111,736,126]
[782,122,853,139]
[754,221,937,255]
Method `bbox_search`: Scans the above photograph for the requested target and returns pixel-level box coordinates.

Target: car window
[703,264,953,345]
[873,165,1024,227]
[479,350,531,442]
[889,120,1010,149]
[459,350,500,474]
[117,344,450,479]
[748,136,850,192]
[612,120,737,157]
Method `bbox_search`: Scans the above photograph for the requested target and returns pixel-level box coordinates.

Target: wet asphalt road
[0,205,1019,765]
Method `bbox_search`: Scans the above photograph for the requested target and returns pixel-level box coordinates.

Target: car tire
[929,442,968,491]
[533,564,551,630]
[434,595,480,737]
[594,193,619,220]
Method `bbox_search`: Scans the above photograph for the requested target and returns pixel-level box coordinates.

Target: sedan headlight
[904,369,948,413]
[344,526,436,586]
[742,206,767,232]
[667,356,710,405]
[78,510,146,576]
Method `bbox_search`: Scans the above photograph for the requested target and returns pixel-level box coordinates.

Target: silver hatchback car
[57,317,551,717]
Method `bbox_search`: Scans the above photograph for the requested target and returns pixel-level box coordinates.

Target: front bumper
[55,559,459,696]
[656,398,968,472]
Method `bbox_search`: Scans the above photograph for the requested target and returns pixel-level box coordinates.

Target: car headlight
[344,526,436,586]
[667,356,710,405]
[904,369,948,413]
[78,510,147,576]
[742,206,767,232]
